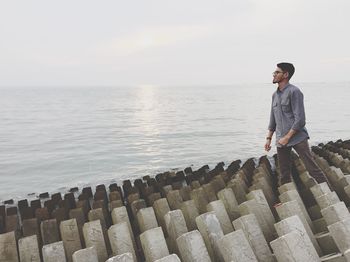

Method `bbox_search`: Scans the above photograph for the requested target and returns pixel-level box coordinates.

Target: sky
[0,0,349,86]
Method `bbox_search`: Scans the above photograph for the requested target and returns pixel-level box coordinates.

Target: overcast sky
[0,0,349,86]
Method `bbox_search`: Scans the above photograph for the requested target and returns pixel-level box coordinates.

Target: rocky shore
[1,139,350,262]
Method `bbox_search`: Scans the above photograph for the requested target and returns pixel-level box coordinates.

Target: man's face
[272,67,288,84]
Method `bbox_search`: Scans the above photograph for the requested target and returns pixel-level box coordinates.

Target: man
[264,62,328,185]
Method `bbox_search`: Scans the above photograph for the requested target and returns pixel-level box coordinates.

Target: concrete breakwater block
[270,230,320,262]
[137,207,158,233]
[316,192,340,210]
[18,235,41,262]
[108,222,136,261]
[275,200,315,242]
[321,202,350,226]
[83,220,108,262]
[106,252,134,262]
[217,229,258,262]
[310,182,332,199]
[217,188,240,221]
[277,182,296,194]
[88,208,107,229]
[190,188,209,214]
[246,190,276,238]
[278,189,314,232]
[164,209,188,254]
[140,227,169,262]
[111,206,136,249]
[274,215,322,256]
[60,219,82,262]
[0,231,18,262]
[239,199,275,243]
[22,218,40,238]
[202,184,217,202]
[42,241,67,262]
[72,246,99,262]
[153,198,171,235]
[176,230,211,262]
[154,254,181,262]
[328,218,350,254]
[180,200,199,231]
[179,186,192,201]
[166,190,183,210]
[227,177,248,204]
[131,199,147,218]
[195,211,224,261]
[232,214,274,262]
[207,200,234,234]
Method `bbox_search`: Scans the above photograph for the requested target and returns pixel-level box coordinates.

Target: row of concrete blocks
[312,150,350,207]
[323,141,350,161]
[0,149,350,262]
[313,145,350,176]
[3,174,350,261]
[0,157,259,261]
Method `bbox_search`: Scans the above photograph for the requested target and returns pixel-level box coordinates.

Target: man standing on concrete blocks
[264,62,329,186]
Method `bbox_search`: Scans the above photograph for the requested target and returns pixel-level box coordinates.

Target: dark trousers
[277,139,328,185]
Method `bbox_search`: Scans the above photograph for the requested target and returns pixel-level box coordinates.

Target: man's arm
[265,130,274,151]
[265,98,276,151]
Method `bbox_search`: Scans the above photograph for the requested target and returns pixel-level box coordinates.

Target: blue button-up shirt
[268,84,309,147]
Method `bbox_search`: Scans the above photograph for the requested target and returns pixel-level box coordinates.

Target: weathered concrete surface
[41,219,60,245]
[18,235,41,262]
[164,209,188,254]
[233,214,275,262]
[111,206,136,249]
[207,200,234,234]
[195,211,224,262]
[275,200,315,245]
[190,188,209,214]
[328,218,350,254]
[140,227,169,262]
[316,192,340,210]
[321,202,350,226]
[60,219,82,262]
[166,190,183,210]
[0,231,18,262]
[217,229,258,262]
[217,188,240,221]
[83,220,108,262]
[279,189,314,232]
[154,254,181,262]
[176,230,211,262]
[153,198,171,236]
[72,246,99,262]
[180,200,199,231]
[108,222,136,261]
[136,207,158,233]
[270,230,320,262]
[274,215,322,256]
[239,198,275,242]
[106,252,134,262]
[42,241,67,262]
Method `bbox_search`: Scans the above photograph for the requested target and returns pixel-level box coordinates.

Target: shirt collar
[277,83,291,93]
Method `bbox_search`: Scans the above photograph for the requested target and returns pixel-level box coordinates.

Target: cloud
[95,24,214,57]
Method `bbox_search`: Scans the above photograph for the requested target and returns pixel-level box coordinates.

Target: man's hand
[264,139,272,152]
[278,136,290,146]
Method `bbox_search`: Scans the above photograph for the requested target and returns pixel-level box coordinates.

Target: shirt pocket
[272,101,278,111]
[281,98,291,113]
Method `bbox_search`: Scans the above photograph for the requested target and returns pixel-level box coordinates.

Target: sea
[1,82,349,201]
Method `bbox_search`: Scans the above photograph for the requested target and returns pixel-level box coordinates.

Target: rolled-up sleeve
[268,99,276,131]
[291,89,306,130]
